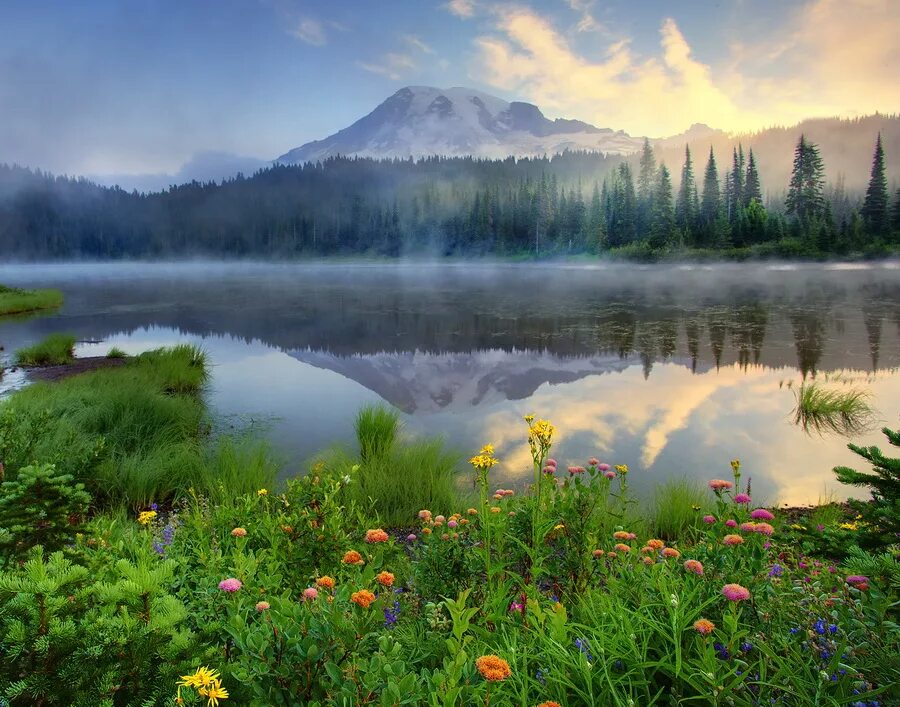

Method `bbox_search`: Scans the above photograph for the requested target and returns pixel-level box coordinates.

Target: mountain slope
[277,86,643,163]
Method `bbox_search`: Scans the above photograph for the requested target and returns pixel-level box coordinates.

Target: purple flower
[769,564,783,578]
[750,508,774,520]
[383,600,401,628]
[575,637,594,662]
[150,502,158,511]
[734,493,751,504]
[702,515,716,524]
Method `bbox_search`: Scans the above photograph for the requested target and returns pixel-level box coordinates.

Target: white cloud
[358,53,417,81]
[445,0,476,19]
[291,18,327,46]
[403,34,435,54]
[468,0,900,135]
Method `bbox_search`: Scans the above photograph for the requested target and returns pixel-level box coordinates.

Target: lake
[1,260,899,506]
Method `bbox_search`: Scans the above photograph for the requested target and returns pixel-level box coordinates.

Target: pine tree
[727,145,745,222]
[699,148,721,247]
[861,133,889,238]
[675,145,698,233]
[649,164,675,249]
[743,148,762,207]
[637,138,656,236]
[892,188,900,240]
[785,134,826,227]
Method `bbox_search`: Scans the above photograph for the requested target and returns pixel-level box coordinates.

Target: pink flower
[447,520,458,529]
[751,522,774,536]
[739,522,756,532]
[406,533,417,542]
[255,601,270,611]
[723,534,744,546]
[588,457,600,467]
[303,587,318,601]
[708,479,734,491]
[542,466,556,475]
[684,559,704,575]
[750,508,774,520]
[545,458,557,468]
[734,493,751,504]
[604,471,616,479]
[219,578,242,593]
[846,575,868,586]
[702,515,716,524]
[725,519,737,528]
[722,583,751,601]
[597,463,611,471]
[568,466,585,475]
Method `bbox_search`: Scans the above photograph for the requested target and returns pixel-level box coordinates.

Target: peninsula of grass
[0,343,274,508]
[14,332,77,366]
[0,283,63,316]
[793,382,875,435]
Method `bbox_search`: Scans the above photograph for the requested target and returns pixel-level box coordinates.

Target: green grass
[355,404,400,462]
[793,382,875,436]
[646,478,712,541]
[106,347,128,359]
[0,344,273,509]
[0,284,63,317]
[14,333,77,366]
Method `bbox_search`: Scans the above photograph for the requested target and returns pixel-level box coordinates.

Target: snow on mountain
[277,86,645,163]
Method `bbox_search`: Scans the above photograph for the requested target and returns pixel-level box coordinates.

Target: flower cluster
[177,666,228,706]
[475,654,512,682]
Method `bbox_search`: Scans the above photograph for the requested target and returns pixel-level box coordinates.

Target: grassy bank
[0,283,63,316]
[14,332,77,366]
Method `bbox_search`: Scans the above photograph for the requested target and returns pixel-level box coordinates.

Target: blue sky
[0,0,896,176]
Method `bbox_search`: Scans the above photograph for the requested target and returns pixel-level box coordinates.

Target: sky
[0,0,897,177]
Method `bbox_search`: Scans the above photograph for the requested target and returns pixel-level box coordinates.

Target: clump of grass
[0,284,63,317]
[355,404,400,462]
[647,478,712,541]
[15,333,77,366]
[793,383,875,436]
[106,347,128,359]
[135,344,208,394]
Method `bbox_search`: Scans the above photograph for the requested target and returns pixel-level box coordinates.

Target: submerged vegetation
[0,351,897,705]
[0,283,63,316]
[793,382,876,436]
[14,332,76,366]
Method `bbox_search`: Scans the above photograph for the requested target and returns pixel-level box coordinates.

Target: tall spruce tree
[675,145,698,233]
[743,148,762,206]
[785,134,826,227]
[649,164,675,248]
[637,138,656,236]
[728,145,745,221]
[700,147,721,226]
[892,188,900,239]
[861,133,889,237]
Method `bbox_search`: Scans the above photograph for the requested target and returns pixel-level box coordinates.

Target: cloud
[469,0,900,135]
[291,18,327,46]
[358,53,417,81]
[403,34,435,54]
[445,0,476,19]
[564,0,603,33]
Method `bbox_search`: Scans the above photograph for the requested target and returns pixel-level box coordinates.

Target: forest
[0,134,898,260]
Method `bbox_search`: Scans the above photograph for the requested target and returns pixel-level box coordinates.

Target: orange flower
[613,531,631,540]
[365,528,389,543]
[662,548,681,558]
[475,655,511,682]
[376,571,395,587]
[315,576,335,590]
[723,534,744,546]
[342,550,364,565]
[642,556,654,566]
[537,703,562,707]
[490,507,501,514]
[591,548,603,558]
[646,539,665,550]
[422,527,432,536]
[350,589,376,609]
[694,618,715,635]
[230,527,247,537]
[614,543,631,553]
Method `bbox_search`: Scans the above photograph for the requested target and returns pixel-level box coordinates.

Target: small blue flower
[814,619,826,635]
[741,642,753,653]
[828,624,838,634]
[790,627,800,635]
[150,502,158,511]
[769,564,784,577]
[535,668,547,685]
[575,637,594,662]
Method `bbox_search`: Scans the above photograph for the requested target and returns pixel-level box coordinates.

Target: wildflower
[545,458,557,468]
[376,571,395,587]
[475,654,512,681]
[422,527,432,535]
[684,559,704,575]
[365,528,389,543]
[526,419,556,459]
[434,515,446,523]
[230,527,247,537]
[642,556,654,565]
[725,519,737,528]
[734,493,751,504]
[316,576,335,589]
[702,514,716,524]
[138,510,157,525]
[383,600,401,628]
[469,444,500,470]
[750,508,775,521]
[647,538,665,550]
[418,509,432,520]
[537,702,562,707]
[846,575,869,590]
[614,543,631,553]
[769,564,784,578]
[342,550,364,565]
[178,666,221,689]
[751,522,774,536]
[604,470,616,479]
[441,533,450,540]
[708,479,733,491]
[198,679,229,706]
[218,578,242,593]
[542,465,556,475]
[607,551,617,558]
[814,619,826,635]
[508,512,515,517]
[493,493,503,500]
[592,549,603,558]
[490,506,501,514]
[694,618,715,635]
[613,531,631,540]
[447,520,458,529]
[256,488,268,496]
[662,548,681,558]
[351,589,376,609]
[722,583,751,601]
[255,601,270,611]
[598,462,611,471]
[723,534,744,546]
[302,587,318,601]
[574,637,594,662]
[615,464,629,475]
[739,522,756,532]
[281,525,293,534]
[588,457,599,466]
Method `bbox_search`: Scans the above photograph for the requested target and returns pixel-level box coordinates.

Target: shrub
[14,333,77,366]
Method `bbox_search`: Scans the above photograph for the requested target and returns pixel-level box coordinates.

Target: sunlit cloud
[290,18,327,46]
[469,0,900,135]
[445,0,477,19]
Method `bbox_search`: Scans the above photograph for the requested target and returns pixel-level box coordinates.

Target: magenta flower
[846,575,868,586]
[546,458,557,468]
[702,515,716,524]
[750,508,774,521]
[542,465,555,474]
[219,578,242,593]
[725,519,737,528]
[597,463,611,471]
[568,466,586,475]
[604,471,616,479]
[406,533,417,542]
[684,559,704,576]
[739,522,756,532]
[722,583,751,601]
[734,493,751,504]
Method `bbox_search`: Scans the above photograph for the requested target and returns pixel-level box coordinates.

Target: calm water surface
[2,261,899,505]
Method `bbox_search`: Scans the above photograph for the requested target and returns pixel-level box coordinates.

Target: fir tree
[649,164,675,249]
[636,138,656,235]
[861,133,889,237]
[785,134,826,227]
[743,148,762,206]
[675,145,698,233]
[892,188,900,239]
[699,148,721,246]
[727,145,745,222]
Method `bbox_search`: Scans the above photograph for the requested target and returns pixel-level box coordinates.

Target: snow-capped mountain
[277,86,644,163]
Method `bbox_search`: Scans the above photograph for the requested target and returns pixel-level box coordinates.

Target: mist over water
[2,259,899,505]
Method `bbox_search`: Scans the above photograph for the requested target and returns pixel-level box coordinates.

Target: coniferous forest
[1,134,898,260]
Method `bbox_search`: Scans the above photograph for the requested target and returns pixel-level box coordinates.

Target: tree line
[0,136,897,259]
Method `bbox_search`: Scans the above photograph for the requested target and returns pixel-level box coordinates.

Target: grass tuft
[355,404,400,462]
[0,284,63,317]
[793,383,875,436]
[15,333,77,366]
[647,478,712,541]
[106,347,128,359]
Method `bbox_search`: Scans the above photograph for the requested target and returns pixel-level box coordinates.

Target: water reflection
[1,261,899,504]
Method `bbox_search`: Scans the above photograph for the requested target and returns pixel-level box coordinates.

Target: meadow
[0,342,897,706]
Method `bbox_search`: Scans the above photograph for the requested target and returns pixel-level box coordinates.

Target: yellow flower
[198,678,229,706]
[553,523,565,531]
[614,464,629,475]
[839,522,858,531]
[523,414,535,423]
[137,510,157,526]
[256,488,268,496]
[730,459,741,473]
[469,445,500,470]
[178,666,220,689]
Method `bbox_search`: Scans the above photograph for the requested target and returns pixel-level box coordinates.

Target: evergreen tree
[785,134,826,227]
[636,138,656,235]
[861,133,889,237]
[744,148,762,206]
[675,145,698,233]
[727,145,745,222]
[649,164,675,248]
[892,188,900,239]
[699,148,721,246]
